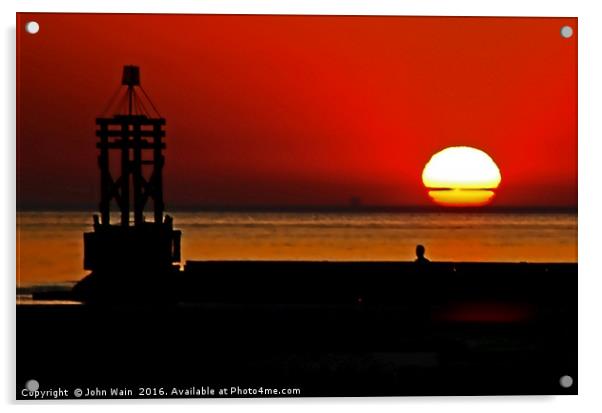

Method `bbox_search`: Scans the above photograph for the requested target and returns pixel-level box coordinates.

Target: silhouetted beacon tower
[83,66,181,275]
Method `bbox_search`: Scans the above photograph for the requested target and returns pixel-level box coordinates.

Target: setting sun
[422,146,501,207]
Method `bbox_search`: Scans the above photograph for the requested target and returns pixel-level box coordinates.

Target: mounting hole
[25,379,40,391]
[560,25,573,39]
[559,375,573,388]
[25,21,40,35]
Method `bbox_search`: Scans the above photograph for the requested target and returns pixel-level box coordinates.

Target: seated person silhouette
[414,244,430,264]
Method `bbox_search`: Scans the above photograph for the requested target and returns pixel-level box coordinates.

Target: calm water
[16,211,577,288]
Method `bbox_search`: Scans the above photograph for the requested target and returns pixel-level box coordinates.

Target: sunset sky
[17,14,577,209]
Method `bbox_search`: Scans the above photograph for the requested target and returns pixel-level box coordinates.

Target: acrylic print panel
[16,13,577,399]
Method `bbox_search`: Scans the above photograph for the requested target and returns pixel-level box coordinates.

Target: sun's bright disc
[427,189,495,207]
[422,146,501,207]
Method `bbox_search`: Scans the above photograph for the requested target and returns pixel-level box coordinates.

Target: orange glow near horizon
[423,147,501,207]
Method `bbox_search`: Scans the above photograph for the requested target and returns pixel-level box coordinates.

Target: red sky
[17,14,577,209]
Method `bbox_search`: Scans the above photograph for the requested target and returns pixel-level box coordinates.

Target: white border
[3,1,602,412]
[3,0,586,17]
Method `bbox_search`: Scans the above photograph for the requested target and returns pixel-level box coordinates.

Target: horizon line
[16,204,578,214]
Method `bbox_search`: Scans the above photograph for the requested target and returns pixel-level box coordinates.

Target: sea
[16,210,577,302]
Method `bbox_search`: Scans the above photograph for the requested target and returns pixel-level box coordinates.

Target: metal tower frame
[83,66,180,273]
[96,65,166,227]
